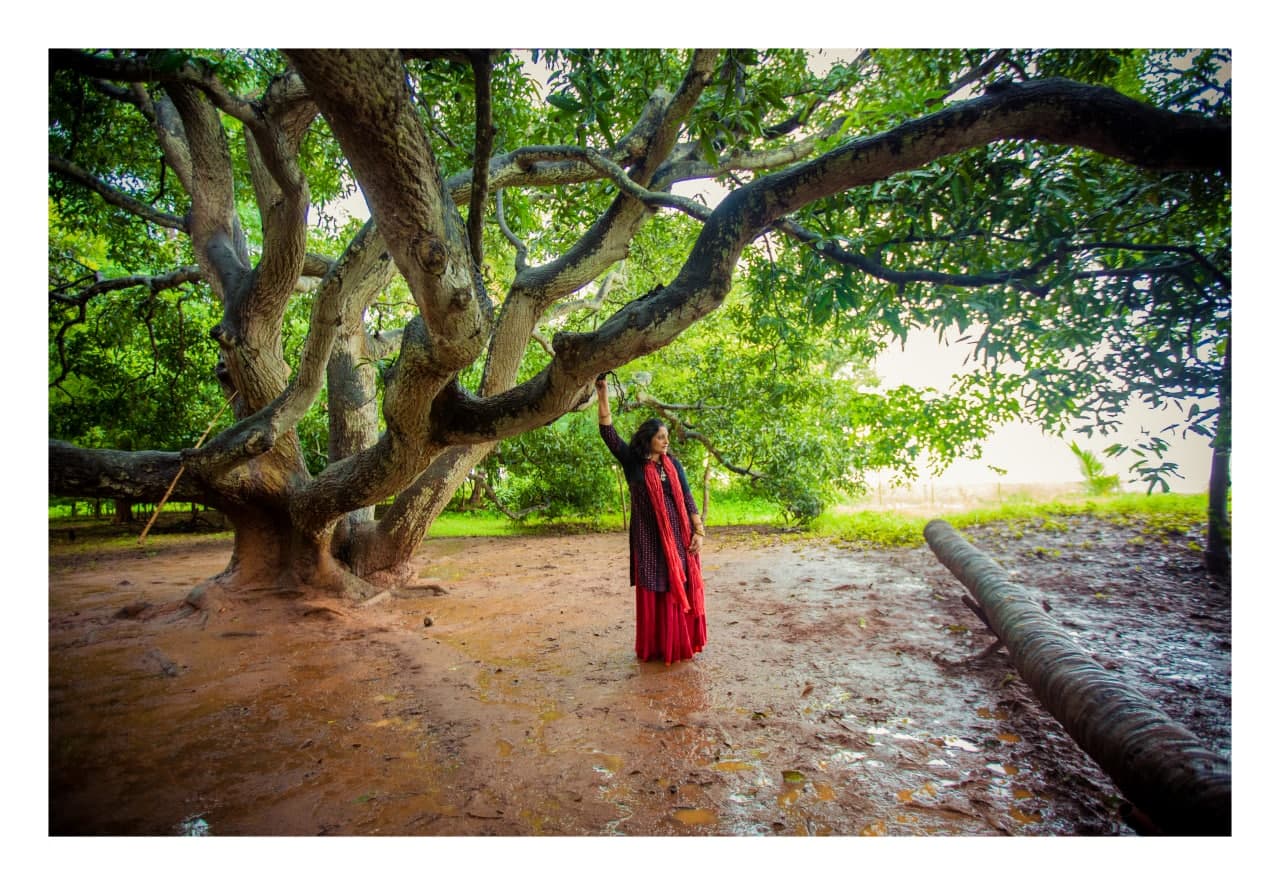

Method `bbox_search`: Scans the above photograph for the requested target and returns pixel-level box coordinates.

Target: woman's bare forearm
[595,379,612,425]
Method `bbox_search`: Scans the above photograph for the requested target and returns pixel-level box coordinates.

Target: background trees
[47,48,1230,597]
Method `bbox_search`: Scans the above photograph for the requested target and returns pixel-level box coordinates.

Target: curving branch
[286,49,487,370]
[51,49,259,127]
[542,264,622,326]
[755,50,872,143]
[929,49,1014,106]
[134,86,196,193]
[424,77,1229,447]
[49,440,208,504]
[775,217,1227,299]
[164,80,251,297]
[241,106,314,325]
[505,50,721,308]
[526,265,622,358]
[494,189,528,272]
[443,84,675,205]
[466,469,549,521]
[184,219,391,477]
[50,266,205,390]
[49,155,189,231]
[468,50,495,269]
[50,266,203,306]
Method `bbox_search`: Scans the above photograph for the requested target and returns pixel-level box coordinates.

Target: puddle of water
[672,808,718,826]
[976,706,1009,721]
[777,784,804,808]
[827,749,867,767]
[1010,807,1043,824]
[896,782,938,803]
[592,753,624,776]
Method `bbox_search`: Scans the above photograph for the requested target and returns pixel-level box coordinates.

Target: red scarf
[642,454,704,615]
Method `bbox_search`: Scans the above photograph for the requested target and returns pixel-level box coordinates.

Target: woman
[596,375,707,664]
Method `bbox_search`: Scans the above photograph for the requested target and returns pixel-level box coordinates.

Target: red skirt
[634,582,707,664]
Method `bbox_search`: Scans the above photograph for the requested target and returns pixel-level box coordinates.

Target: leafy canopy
[49,48,1229,516]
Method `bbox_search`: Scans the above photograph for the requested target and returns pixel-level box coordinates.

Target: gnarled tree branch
[49,155,189,231]
[468,50,495,269]
[424,77,1230,447]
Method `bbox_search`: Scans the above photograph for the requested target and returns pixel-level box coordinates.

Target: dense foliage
[48,48,1229,560]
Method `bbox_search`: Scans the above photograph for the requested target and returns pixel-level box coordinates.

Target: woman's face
[649,425,669,458]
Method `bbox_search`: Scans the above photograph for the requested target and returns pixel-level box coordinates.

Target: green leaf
[547,92,583,112]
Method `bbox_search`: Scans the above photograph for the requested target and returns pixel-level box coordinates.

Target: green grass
[427,510,536,538]
[430,491,1214,548]
[51,491,1217,551]
[809,492,1213,549]
[424,490,782,539]
[702,496,781,527]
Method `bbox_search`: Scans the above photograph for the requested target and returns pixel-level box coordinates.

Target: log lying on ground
[924,518,1230,836]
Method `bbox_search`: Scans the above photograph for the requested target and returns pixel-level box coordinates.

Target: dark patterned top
[600,422,699,593]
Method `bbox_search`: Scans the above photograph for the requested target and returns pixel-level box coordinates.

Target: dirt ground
[48,513,1230,837]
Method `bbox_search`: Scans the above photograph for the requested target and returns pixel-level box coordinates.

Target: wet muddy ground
[48,514,1230,837]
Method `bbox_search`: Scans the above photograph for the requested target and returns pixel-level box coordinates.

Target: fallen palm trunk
[924,518,1230,836]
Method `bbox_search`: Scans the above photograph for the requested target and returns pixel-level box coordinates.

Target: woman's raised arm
[595,375,612,426]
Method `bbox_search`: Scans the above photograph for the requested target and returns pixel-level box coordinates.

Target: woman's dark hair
[629,418,668,462]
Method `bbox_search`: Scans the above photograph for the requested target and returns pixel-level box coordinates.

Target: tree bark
[1206,334,1231,578]
[113,498,135,524]
[924,518,1230,836]
[49,53,1231,605]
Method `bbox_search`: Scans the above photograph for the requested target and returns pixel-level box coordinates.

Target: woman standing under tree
[596,376,707,664]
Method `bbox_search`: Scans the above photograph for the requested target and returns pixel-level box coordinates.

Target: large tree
[48,49,1230,600]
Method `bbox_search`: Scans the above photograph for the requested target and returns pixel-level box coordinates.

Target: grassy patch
[50,491,1215,551]
[809,493,1211,549]
[808,509,929,547]
[427,511,535,538]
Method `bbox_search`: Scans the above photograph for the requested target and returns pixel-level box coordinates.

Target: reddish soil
[48,514,1230,837]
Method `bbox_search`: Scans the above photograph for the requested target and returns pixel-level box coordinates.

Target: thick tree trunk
[112,498,135,524]
[326,331,382,539]
[345,443,492,583]
[1206,335,1231,578]
[217,506,292,590]
[188,503,379,604]
[1205,448,1230,577]
[923,519,1231,835]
